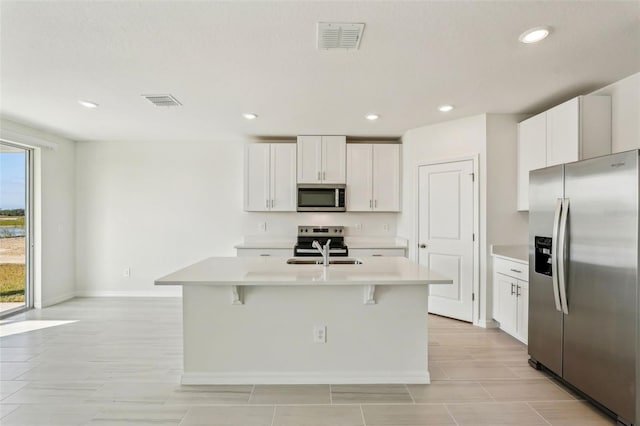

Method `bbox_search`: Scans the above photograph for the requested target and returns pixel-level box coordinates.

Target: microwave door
[299,189,334,207]
[297,186,345,212]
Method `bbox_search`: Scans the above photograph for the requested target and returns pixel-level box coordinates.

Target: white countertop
[491,244,528,263]
[155,256,451,286]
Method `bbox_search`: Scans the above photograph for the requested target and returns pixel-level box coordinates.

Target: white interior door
[418,160,474,322]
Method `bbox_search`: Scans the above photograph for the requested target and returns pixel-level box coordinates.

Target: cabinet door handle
[369,200,372,208]
[266,199,269,209]
[323,171,326,180]
[511,283,515,295]
[516,285,521,297]
[419,244,427,249]
[374,199,378,208]
[510,268,522,273]
[317,171,321,180]
[271,199,274,208]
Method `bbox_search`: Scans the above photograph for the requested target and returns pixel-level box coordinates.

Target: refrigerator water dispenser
[534,236,553,276]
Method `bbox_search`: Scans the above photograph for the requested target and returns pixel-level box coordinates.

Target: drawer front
[493,257,528,281]
[349,248,406,257]
[236,248,292,257]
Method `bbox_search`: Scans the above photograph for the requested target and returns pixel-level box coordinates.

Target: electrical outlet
[313,325,326,343]
[123,268,131,278]
[383,223,389,232]
[355,223,362,231]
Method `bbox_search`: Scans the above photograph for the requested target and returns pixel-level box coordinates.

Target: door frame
[415,155,480,325]
[0,140,34,318]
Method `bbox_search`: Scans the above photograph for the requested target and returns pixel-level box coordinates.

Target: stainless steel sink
[286,259,322,265]
[286,258,363,265]
[329,258,363,265]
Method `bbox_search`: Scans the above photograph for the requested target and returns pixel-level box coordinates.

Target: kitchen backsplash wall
[242,211,398,240]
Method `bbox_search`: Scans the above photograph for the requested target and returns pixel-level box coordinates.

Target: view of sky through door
[0,143,27,314]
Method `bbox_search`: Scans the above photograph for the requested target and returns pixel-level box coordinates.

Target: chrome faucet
[312,239,331,267]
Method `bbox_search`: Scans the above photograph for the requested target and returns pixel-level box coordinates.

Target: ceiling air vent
[142,94,182,107]
[317,22,365,50]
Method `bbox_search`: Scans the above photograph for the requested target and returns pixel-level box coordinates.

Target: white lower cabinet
[493,257,528,344]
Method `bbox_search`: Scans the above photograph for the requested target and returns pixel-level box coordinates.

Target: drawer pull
[372,254,383,257]
[510,268,522,273]
[260,254,271,257]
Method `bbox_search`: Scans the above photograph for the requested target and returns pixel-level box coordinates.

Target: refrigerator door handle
[558,197,570,314]
[551,198,563,312]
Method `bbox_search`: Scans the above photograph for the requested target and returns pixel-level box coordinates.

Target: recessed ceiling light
[242,113,258,120]
[438,105,454,112]
[365,114,379,121]
[519,26,551,44]
[78,100,98,108]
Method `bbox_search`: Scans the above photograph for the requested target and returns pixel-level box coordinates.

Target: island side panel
[182,284,430,384]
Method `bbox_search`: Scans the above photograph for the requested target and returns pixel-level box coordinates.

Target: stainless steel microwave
[297,184,346,212]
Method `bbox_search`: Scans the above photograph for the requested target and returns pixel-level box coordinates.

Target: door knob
[419,244,427,248]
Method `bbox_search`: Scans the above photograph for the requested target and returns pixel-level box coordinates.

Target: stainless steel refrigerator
[529,149,638,426]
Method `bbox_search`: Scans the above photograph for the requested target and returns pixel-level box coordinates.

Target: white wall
[1,118,76,307]
[591,72,640,153]
[399,113,527,326]
[485,114,529,317]
[75,140,399,296]
[486,114,529,248]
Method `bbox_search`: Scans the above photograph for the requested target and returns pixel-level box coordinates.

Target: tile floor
[0,297,615,425]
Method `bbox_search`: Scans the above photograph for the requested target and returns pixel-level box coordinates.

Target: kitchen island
[155,256,451,385]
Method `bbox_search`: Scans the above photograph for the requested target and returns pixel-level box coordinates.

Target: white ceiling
[1,1,638,143]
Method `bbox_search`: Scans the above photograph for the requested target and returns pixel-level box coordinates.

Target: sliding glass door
[0,142,32,316]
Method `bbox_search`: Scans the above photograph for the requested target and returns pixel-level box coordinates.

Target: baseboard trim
[41,291,76,307]
[476,319,499,329]
[181,371,430,385]
[74,289,182,298]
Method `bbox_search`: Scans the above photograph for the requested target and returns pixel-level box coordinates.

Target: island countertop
[155,256,452,287]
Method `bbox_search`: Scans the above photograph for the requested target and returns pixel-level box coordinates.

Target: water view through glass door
[0,143,30,315]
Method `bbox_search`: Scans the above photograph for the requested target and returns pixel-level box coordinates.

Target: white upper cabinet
[546,97,580,166]
[269,144,297,211]
[244,143,296,212]
[372,144,400,211]
[297,135,346,183]
[244,143,270,211]
[517,95,611,211]
[296,135,322,183]
[346,144,373,210]
[346,143,400,212]
[517,113,547,211]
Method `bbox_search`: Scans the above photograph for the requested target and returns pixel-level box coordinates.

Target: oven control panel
[298,226,344,237]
